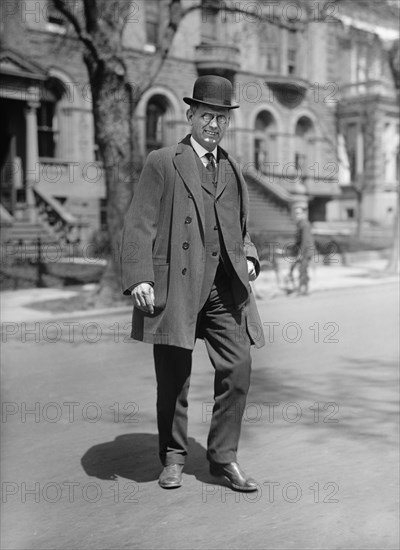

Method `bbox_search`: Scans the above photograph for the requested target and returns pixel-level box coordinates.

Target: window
[145,0,160,48]
[287,30,297,74]
[383,122,399,183]
[254,139,268,169]
[37,102,57,158]
[100,198,107,230]
[346,208,355,219]
[288,50,296,74]
[201,0,220,42]
[146,20,158,47]
[260,24,279,73]
[295,153,306,171]
[345,123,358,181]
[254,111,276,173]
[295,117,314,178]
[45,4,66,34]
[146,97,168,154]
[356,43,368,82]
[369,47,382,80]
[266,48,278,72]
[94,144,101,162]
[47,7,65,27]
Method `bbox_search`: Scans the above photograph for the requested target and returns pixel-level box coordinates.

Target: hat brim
[183,97,240,109]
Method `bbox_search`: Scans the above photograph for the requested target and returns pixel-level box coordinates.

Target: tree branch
[139,0,313,97]
[180,1,307,31]
[140,0,183,94]
[83,0,99,34]
[52,0,100,63]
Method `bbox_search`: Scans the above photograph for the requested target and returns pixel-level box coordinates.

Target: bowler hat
[183,75,239,109]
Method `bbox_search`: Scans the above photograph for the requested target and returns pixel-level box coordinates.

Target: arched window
[254,111,276,172]
[145,95,170,155]
[294,116,314,177]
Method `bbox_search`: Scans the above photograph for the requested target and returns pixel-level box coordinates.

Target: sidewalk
[254,257,399,299]
[0,259,398,324]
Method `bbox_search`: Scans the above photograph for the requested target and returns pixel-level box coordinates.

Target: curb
[0,305,133,325]
[254,276,399,301]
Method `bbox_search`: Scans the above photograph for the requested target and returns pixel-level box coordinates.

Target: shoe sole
[158,481,182,489]
[158,476,183,489]
[209,471,258,492]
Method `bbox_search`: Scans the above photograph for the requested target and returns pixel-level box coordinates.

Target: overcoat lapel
[219,148,249,233]
[216,156,234,199]
[172,138,249,238]
[173,139,205,237]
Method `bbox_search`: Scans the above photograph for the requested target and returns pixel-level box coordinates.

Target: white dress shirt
[190,136,217,167]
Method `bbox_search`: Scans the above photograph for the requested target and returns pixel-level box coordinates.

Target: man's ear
[186,109,193,124]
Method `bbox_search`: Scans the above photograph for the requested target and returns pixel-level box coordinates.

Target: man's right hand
[131,283,155,314]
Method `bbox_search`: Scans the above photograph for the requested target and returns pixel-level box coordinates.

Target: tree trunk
[86,59,141,306]
[51,0,328,306]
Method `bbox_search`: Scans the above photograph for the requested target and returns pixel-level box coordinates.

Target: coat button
[182,268,187,275]
[182,242,190,250]
[185,216,192,224]
[212,251,218,257]
[188,193,193,199]
[214,225,218,230]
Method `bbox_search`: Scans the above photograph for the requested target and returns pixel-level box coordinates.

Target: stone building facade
[0,0,398,245]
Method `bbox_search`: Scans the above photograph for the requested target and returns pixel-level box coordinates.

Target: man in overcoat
[121,75,265,491]
[289,205,315,295]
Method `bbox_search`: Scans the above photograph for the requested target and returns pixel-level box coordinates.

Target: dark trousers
[290,255,310,289]
[154,264,251,466]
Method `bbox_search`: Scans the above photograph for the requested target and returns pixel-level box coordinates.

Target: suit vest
[194,151,241,310]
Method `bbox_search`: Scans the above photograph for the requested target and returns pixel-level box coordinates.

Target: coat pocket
[153,263,169,311]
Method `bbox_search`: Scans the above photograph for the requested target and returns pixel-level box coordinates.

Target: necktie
[205,152,217,186]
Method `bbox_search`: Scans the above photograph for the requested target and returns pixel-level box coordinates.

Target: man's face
[187,103,230,151]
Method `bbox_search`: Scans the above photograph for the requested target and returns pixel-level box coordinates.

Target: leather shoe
[158,464,184,489]
[209,461,258,492]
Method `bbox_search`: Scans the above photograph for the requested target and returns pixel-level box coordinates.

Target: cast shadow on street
[81,433,213,484]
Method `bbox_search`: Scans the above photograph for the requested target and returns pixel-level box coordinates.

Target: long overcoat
[121,135,265,350]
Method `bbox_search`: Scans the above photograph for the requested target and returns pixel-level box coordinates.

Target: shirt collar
[190,136,217,161]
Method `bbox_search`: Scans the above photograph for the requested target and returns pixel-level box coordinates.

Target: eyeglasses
[200,113,229,125]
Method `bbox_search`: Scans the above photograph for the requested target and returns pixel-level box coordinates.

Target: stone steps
[2,221,56,244]
[246,176,295,235]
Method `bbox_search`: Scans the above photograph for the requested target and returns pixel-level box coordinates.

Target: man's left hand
[247,259,257,281]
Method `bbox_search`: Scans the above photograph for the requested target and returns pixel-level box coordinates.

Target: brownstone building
[0,0,398,245]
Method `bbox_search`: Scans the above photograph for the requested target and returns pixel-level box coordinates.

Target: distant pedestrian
[289,206,315,295]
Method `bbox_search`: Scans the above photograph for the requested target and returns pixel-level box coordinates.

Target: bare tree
[52,0,184,305]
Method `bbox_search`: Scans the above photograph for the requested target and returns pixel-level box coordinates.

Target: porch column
[25,100,40,222]
[356,126,364,176]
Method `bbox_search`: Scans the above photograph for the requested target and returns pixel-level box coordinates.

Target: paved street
[1,283,399,550]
